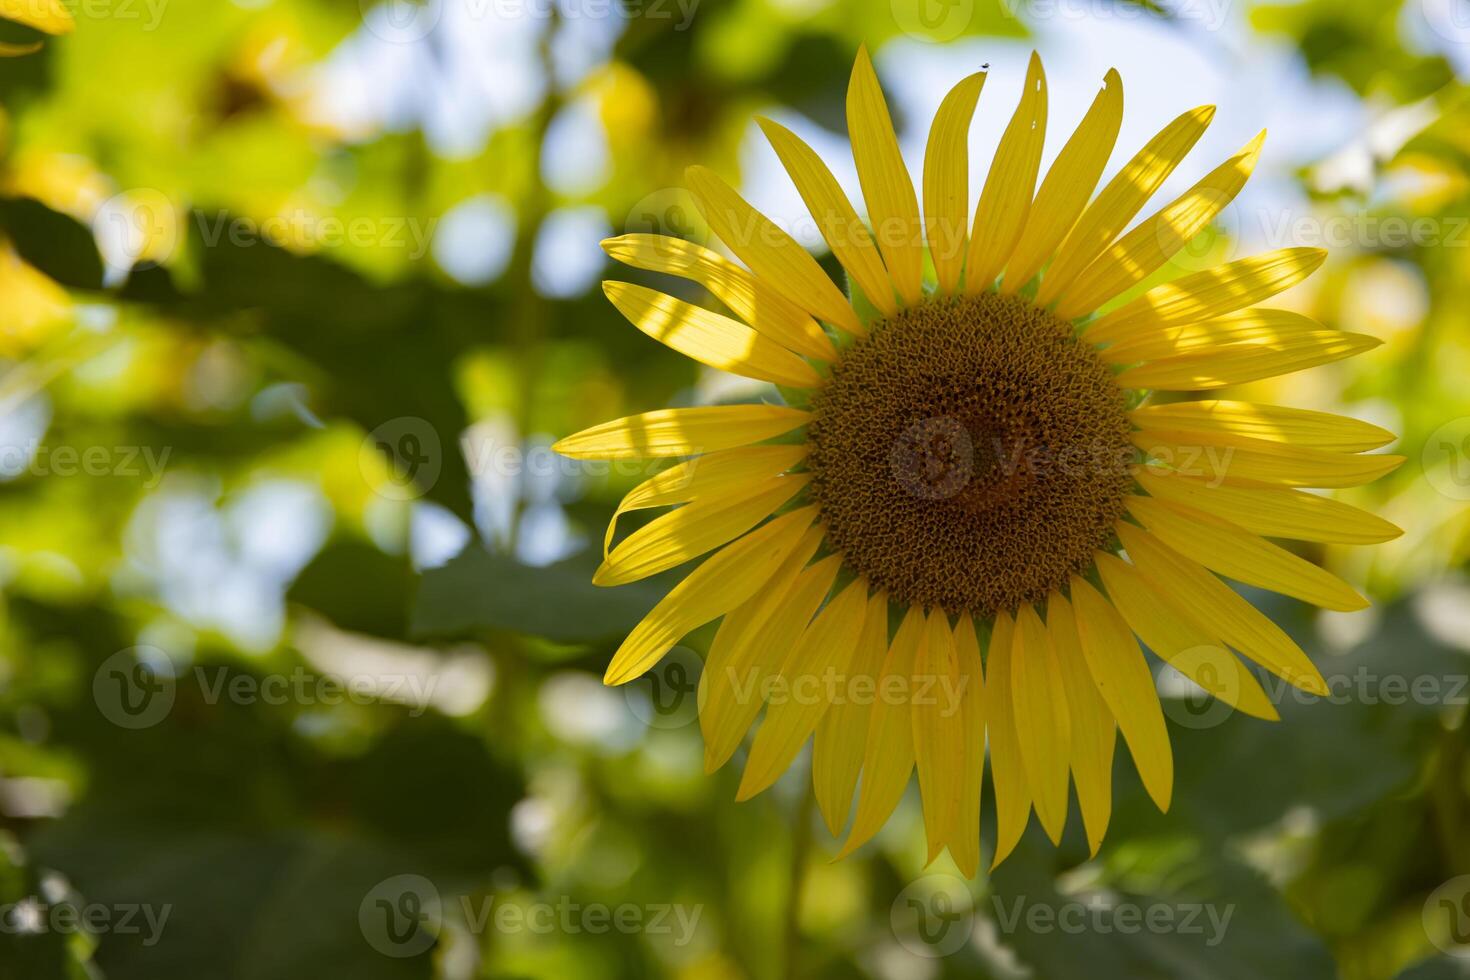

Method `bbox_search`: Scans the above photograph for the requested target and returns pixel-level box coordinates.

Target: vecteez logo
[93,647,177,730]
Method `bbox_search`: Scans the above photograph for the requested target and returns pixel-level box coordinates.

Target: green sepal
[776,383,813,410]
[844,270,884,333]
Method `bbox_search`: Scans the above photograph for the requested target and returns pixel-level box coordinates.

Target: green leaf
[288,541,415,640]
[989,833,1336,979]
[411,546,675,643]
[0,197,104,290]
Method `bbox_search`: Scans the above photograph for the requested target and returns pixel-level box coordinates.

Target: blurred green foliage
[0,0,1467,978]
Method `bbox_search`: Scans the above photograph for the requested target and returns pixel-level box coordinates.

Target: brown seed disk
[806,292,1134,617]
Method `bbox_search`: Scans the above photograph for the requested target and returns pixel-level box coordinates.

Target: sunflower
[554,48,1404,875]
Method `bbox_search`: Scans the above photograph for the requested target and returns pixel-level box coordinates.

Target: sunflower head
[556,47,1404,876]
[807,290,1135,617]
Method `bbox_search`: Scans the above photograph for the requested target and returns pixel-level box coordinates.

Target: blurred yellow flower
[0,0,73,56]
[0,241,71,357]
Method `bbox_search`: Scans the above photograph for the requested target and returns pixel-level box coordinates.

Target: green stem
[1430,719,1470,875]
[781,783,815,980]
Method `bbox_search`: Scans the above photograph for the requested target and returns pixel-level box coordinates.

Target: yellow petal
[913,608,964,863]
[813,590,889,836]
[1131,400,1395,452]
[965,52,1047,294]
[554,404,809,459]
[759,118,898,318]
[604,445,808,558]
[848,45,924,307]
[1069,575,1173,811]
[1003,69,1123,295]
[923,71,987,294]
[1011,604,1071,845]
[701,594,765,717]
[948,613,986,878]
[1130,430,1405,489]
[699,526,825,756]
[0,40,42,55]
[1036,105,1214,307]
[1088,247,1327,342]
[838,604,924,858]
[0,0,73,33]
[1117,331,1381,390]
[700,551,840,771]
[1117,522,1327,695]
[1132,468,1402,545]
[1047,592,1115,856]
[602,234,835,361]
[1056,130,1263,319]
[605,506,817,686]
[1095,552,1280,720]
[737,576,869,800]
[605,281,822,388]
[1126,495,1370,612]
[596,473,810,586]
[686,165,864,336]
[985,611,1032,868]
[1098,307,1324,363]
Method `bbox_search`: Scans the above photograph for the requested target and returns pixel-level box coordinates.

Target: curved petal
[1003,68,1123,295]
[759,117,898,317]
[699,526,824,753]
[605,281,823,388]
[1011,604,1071,844]
[596,473,809,586]
[1130,400,1395,452]
[1117,522,1327,694]
[1056,130,1263,318]
[602,235,835,361]
[1098,307,1324,363]
[1132,469,1402,544]
[686,165,865,335]
[838,605,924,857]
[1048,592,1116,856]
[1126,495,1369,611]
[923,71,987,294]
[948,613,986,877]
[1131,430,1405,488]
[1095,552,1279,720]
[1036,104,1215,306]
[554,404,809,460]
[699,550,839,771]
[604,445,808,558]
[738,576,870,800]
[849,45,925,307]
[813,590,889,836]
[1069,575,1172,811]
[965,52,1047,294]
[605,506,818,685]
[1087,246,1327,342]
[1117,331,1380,390]
[985,612,1032,868]
[913,608,964,863]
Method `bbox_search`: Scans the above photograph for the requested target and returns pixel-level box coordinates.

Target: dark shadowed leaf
[411,546,674,644]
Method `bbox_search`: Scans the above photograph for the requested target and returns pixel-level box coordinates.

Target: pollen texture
[807,292,1135,616]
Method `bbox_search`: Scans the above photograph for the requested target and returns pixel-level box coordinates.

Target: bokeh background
[0,0,1469,976]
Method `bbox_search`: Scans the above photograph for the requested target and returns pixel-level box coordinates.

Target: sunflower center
[806,292,1135,617]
